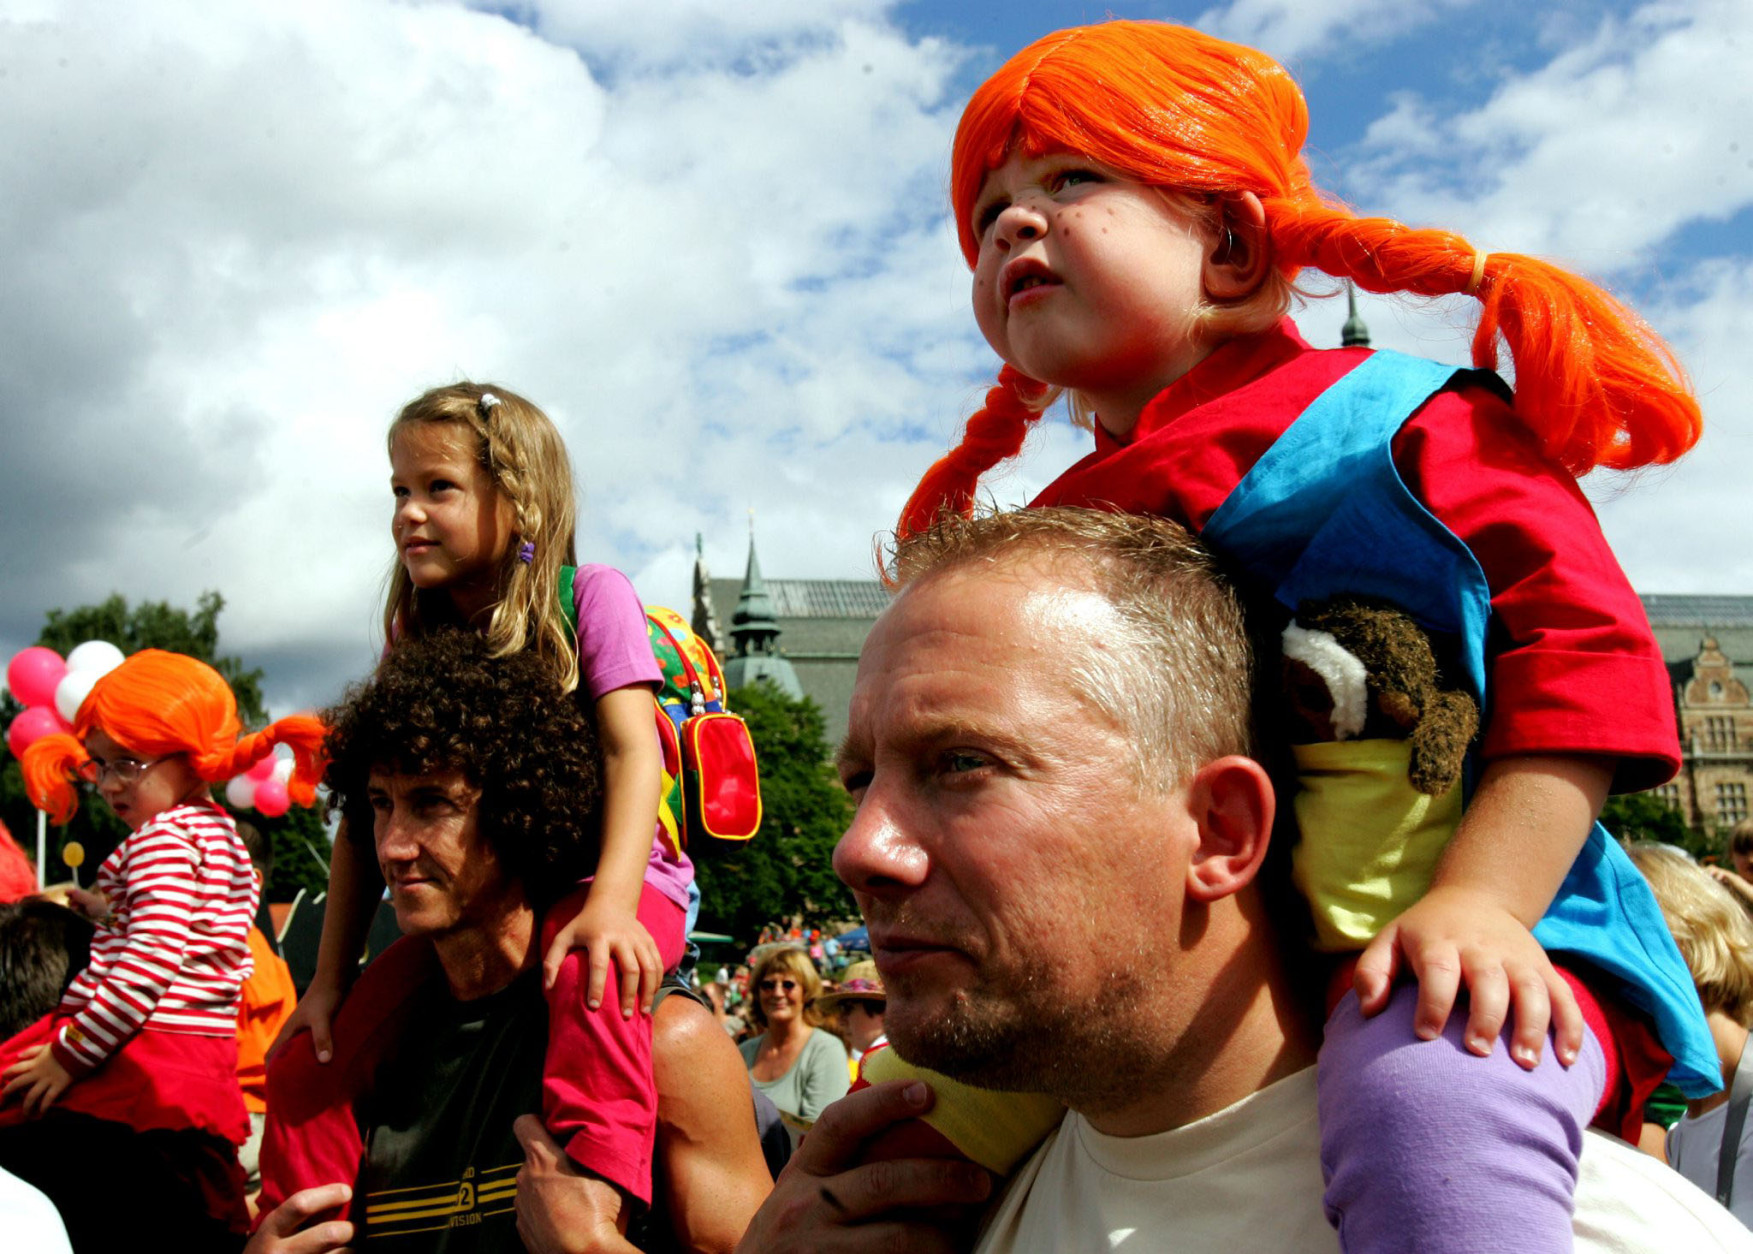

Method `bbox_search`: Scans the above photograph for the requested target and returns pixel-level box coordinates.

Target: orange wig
[21,649,325,825]
[900,21,1701,536]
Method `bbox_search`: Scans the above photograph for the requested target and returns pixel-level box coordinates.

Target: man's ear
[1202,191,1270,304]
[1184,755,1275,903]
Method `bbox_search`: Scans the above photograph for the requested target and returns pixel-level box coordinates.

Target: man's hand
[1354,885,1584,1069]
[733,1081,992,1254]
[2,1044,74,1117]
[541,898,662,1018]
[243,1184,355,1254]
[513,1115,637,1254]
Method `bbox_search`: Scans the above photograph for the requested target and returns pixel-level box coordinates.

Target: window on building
[1705,716,1738,750]
[1656,783,1682,808]
[1718,782,1749,826]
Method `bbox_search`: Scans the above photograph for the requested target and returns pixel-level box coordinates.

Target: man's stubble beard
[883,942,1171,1112]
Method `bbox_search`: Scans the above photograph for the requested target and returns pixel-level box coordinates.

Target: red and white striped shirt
[51,801,259,1075]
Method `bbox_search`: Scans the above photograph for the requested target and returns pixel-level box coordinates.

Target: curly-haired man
[252,632,771,1253]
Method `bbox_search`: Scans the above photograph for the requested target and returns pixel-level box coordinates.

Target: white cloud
[1196,0,1481,62]
[1348,0,1753,266]
[1586,256,1753,592]
[0,0,985,711]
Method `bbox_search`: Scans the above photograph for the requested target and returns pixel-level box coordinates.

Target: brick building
[1643,594,1753,832]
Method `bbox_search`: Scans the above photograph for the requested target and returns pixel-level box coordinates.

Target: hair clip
[517,540,536,564]
[478,392,502,415]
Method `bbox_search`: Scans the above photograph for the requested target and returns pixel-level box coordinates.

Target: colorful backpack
[559,569,763,857]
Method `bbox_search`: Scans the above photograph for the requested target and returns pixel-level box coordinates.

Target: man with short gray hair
[735,507,1751,1254]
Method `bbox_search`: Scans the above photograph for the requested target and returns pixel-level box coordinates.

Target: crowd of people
[0,14,1751,1253]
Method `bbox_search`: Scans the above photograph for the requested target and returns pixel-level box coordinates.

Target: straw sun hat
[815,960,887,1013]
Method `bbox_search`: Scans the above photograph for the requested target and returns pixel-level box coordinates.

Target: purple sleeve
[573,564,662,701]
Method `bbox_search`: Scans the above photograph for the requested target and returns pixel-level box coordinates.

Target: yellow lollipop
[62,841,84,888]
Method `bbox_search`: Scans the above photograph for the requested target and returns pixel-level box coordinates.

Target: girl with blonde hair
[272,382,693,1216]
[895,20,1714,1252]
[0,649,323,1245]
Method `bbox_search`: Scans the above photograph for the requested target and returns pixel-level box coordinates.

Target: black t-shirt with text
[357,968,547,1250]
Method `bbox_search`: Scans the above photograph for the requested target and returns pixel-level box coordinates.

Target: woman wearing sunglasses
[739,947,850,1130]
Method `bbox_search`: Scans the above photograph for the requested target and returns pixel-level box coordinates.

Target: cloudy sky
[1,0,1748,717]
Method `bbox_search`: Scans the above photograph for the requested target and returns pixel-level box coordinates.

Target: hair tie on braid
[478,392,502,416]
[1465,249,1489,297]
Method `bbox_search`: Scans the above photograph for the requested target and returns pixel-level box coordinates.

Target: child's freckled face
[969,151,1220,431]
[389,423,516,610]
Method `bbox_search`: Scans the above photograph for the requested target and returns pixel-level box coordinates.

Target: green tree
[2,592,328,898]
[1602,790,1713,860]
[692,681,857,946]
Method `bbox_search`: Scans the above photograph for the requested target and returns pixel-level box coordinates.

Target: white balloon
[66,640,125,676]
[54,669,99,725]
[270,757,294,785]
[225,776,257,810]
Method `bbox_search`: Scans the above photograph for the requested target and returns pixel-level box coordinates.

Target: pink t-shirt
[573,563,695,914]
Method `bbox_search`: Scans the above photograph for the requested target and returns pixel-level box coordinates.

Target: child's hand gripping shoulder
[1353,754,1613,1070]
[541,684,669,1016]
[543,894,662,1018]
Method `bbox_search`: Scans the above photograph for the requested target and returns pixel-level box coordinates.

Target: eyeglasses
[77,753,166,788]
[758,978,800,993]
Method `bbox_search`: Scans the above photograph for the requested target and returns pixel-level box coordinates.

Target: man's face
[841,1000,887,1053]
[833,560,1200,1094]
[369,767,514,938]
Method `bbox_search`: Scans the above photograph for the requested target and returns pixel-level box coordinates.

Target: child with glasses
[0,649,323,1249]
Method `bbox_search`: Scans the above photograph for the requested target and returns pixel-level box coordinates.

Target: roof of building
[1642,595,1753,629]
[758,579,890,619]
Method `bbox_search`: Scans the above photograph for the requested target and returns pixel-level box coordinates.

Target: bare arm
[1356,754,1611,1066]
[542,686,665,1015]
[1431,754,1611,925]
[270,821,381,1062]
[652,996,774,1254]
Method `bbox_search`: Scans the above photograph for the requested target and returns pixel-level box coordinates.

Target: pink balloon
[253,775,291,818]
[245,754,279,782]
[7,705,71,760]
[7,647,67,710]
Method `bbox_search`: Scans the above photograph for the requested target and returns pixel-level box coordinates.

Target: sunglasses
[77,753,167,788]
[758,978,800,993]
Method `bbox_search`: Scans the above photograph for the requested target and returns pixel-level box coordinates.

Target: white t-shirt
[975,1068,1753,1253]
[0,1167,72,1254]
[1669,1101,1753,1228]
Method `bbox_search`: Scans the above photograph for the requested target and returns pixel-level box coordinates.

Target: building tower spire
[690,532,724,656]
[723,521,802,697]
[1341,280,1371,348]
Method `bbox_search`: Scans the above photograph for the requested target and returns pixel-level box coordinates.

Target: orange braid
[898,366,1054,538]
[912,18,1699,517]
[1266,201,1700,472]
[22,733,88,826]
[223,716,329,807]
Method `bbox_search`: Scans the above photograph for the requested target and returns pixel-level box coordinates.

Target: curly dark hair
[323,630,602,906]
